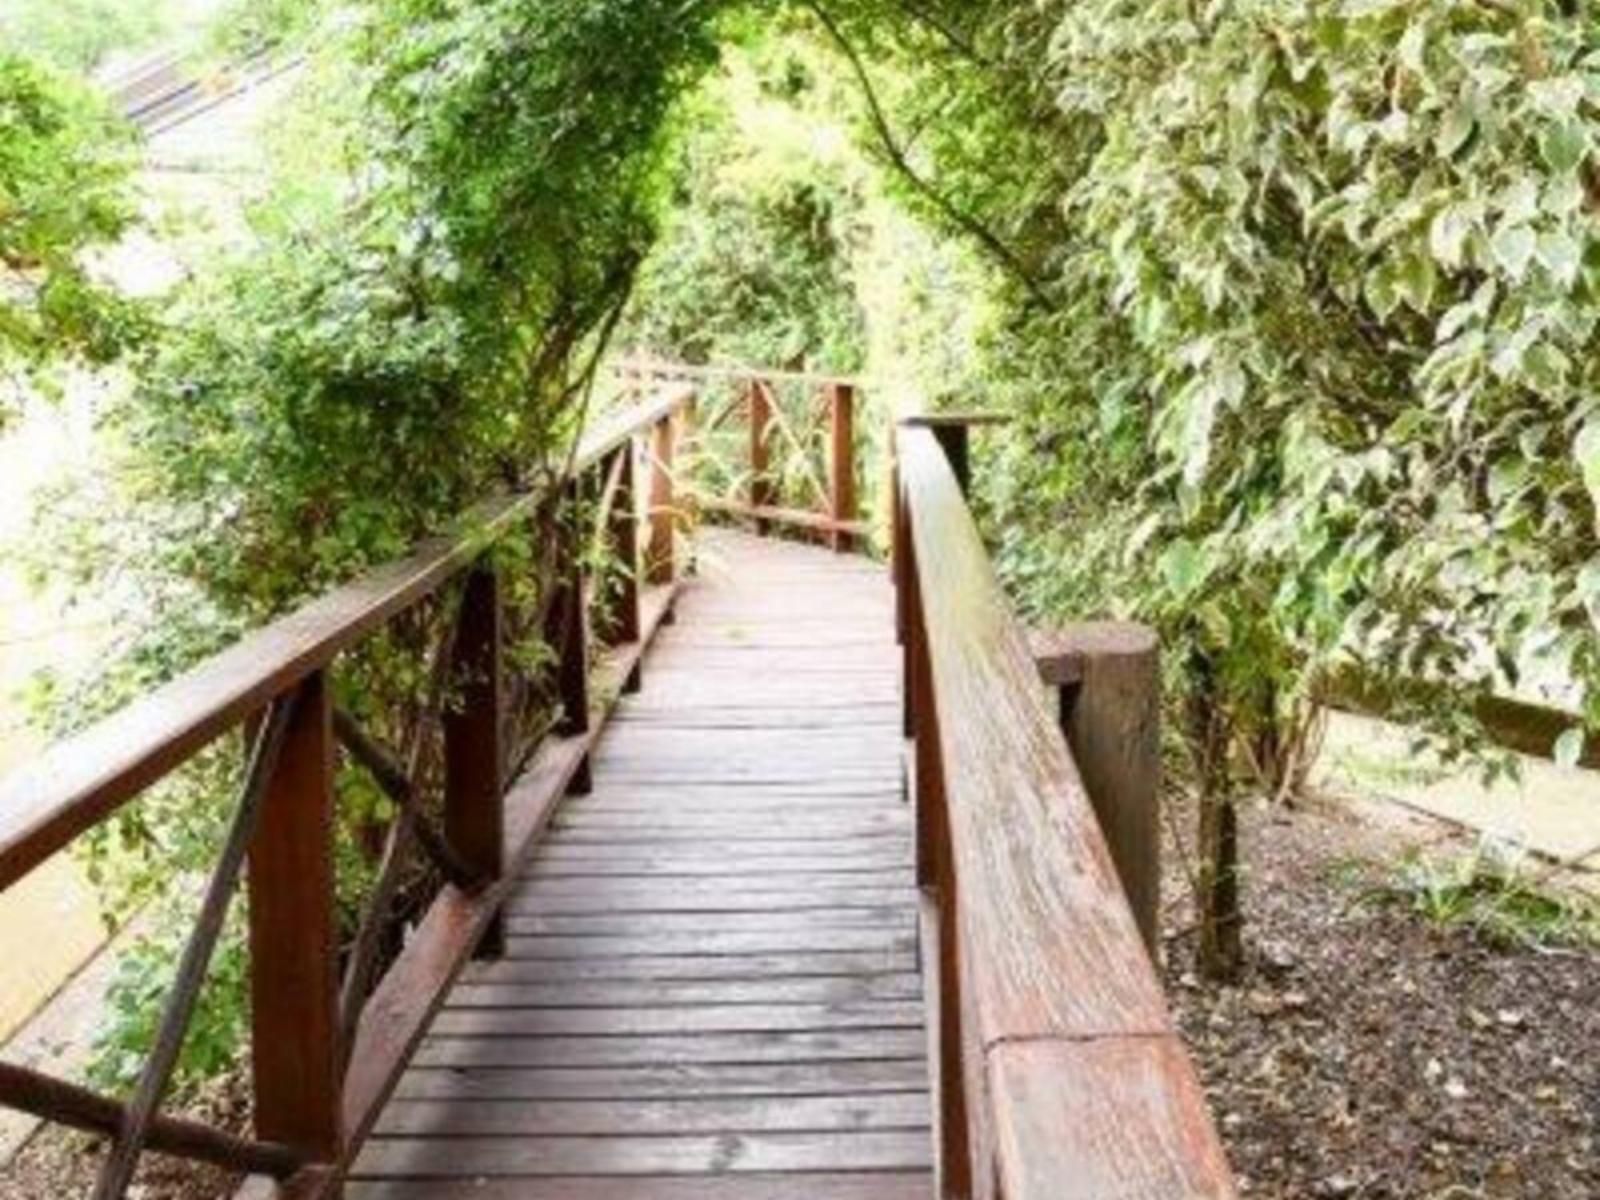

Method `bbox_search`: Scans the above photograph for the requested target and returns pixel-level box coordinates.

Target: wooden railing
[894,417,1237,1199]
[0,385,697,1199]
[617,356,868,551]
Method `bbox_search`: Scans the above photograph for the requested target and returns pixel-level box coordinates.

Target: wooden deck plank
[390,1060,929,1101]
[457,949,918,983]
[446,974,925,1009]
[412,1029,928,1068]
[347,1171,933,1199]
[430,1000,924,1036]
[359,529,930,1194]
[351,1130,931,1176]
[372,1092,932,1136]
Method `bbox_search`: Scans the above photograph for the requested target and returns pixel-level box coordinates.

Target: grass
[1357,842,1600,949]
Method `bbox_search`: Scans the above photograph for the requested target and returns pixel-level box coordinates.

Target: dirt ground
[0,1067,246,1199]
[1163,791,1600,1199]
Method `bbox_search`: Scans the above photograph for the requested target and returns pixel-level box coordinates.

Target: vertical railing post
[647,408,677,589]
[749,379,773,535]
[247,670,342,1165]
[546,481,593,793]
[605,443,644,692]
[891,459,905,647]
[445,563,505,956]
[828,382,856,553]
[1033,623,1162,958]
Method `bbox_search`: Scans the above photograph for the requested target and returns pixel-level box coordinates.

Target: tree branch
[802,0,1056,311]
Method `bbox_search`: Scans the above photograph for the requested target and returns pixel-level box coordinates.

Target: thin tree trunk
[1190,648,1243,980]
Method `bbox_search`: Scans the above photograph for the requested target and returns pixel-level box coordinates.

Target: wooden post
[749,380,773,535]
[647,412,676,587]
[1032,622,1161,959]
[444,564,504,957]
[546,483,593,793]
[247,671,342,1164]
[891,460,905,647]
[828,383,856,553]
[606,443,643,693]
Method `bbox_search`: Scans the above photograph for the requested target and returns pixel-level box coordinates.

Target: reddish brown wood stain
[348,529,933,1198]
[0,378,1234,1200]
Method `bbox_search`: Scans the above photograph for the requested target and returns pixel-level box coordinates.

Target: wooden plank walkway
[348,529,933,1199]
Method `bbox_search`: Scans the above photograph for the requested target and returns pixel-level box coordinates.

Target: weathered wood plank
[462,949,918,984]
[447,974,924,1010]
[373,1092,930,1137]
[430,1001,923,1037]
[346,1173,932,1200]
[413,1029,928,1069]
[505,908,913,935]
[520,858,912,880]
[502,927,915,959]
[391,1060,929,1102]
[352,1130,932,1177]
[504,884,914,916]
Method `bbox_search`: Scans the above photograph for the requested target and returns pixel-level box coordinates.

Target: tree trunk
[1190,648,1243,980]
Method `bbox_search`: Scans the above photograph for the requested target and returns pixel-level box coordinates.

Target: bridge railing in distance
[894,416,1237,1199]
[615,355,869,551]
[0,386,698,1200]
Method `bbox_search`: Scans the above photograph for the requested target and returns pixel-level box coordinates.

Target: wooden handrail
[0,384,696,1198]
[616,359,863,549]
[895,423,1235,1198]
[0,385,693,892]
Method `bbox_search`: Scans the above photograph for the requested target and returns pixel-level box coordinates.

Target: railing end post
[1031,620,1162,960]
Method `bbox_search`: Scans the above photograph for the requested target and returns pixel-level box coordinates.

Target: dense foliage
[0,0,174,73]
[26,0,1600,1075]
[0,51,143,424]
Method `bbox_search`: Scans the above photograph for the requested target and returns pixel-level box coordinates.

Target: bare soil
[1163,791,1600,1198]
[0,1075,244,1200]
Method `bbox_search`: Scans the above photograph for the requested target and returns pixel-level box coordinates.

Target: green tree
[0,0,173,74]
[0,51,144,424]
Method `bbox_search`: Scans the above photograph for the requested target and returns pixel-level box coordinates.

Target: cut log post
[444,564,505,957]
[248,672,343,1165]
[1031,623,1162,960]
[828,383,856,553]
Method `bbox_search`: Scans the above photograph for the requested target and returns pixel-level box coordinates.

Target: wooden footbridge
[0,366,1234,1198]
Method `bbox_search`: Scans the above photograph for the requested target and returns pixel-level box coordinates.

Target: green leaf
[1536,230,1581,289]
[1396,250,1437,312]
[1572,419,1600,514]
[1553,727,1584,769]
[1540,120,1589,174]
[1429,203,1474,271]
[1436,105,1474,158]
[1490,223,1536,281]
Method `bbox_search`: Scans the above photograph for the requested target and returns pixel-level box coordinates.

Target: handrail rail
[0,383,697,1199]
[0,385,692,892]
[614,358,866,551]
[895,422,1235,1198]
